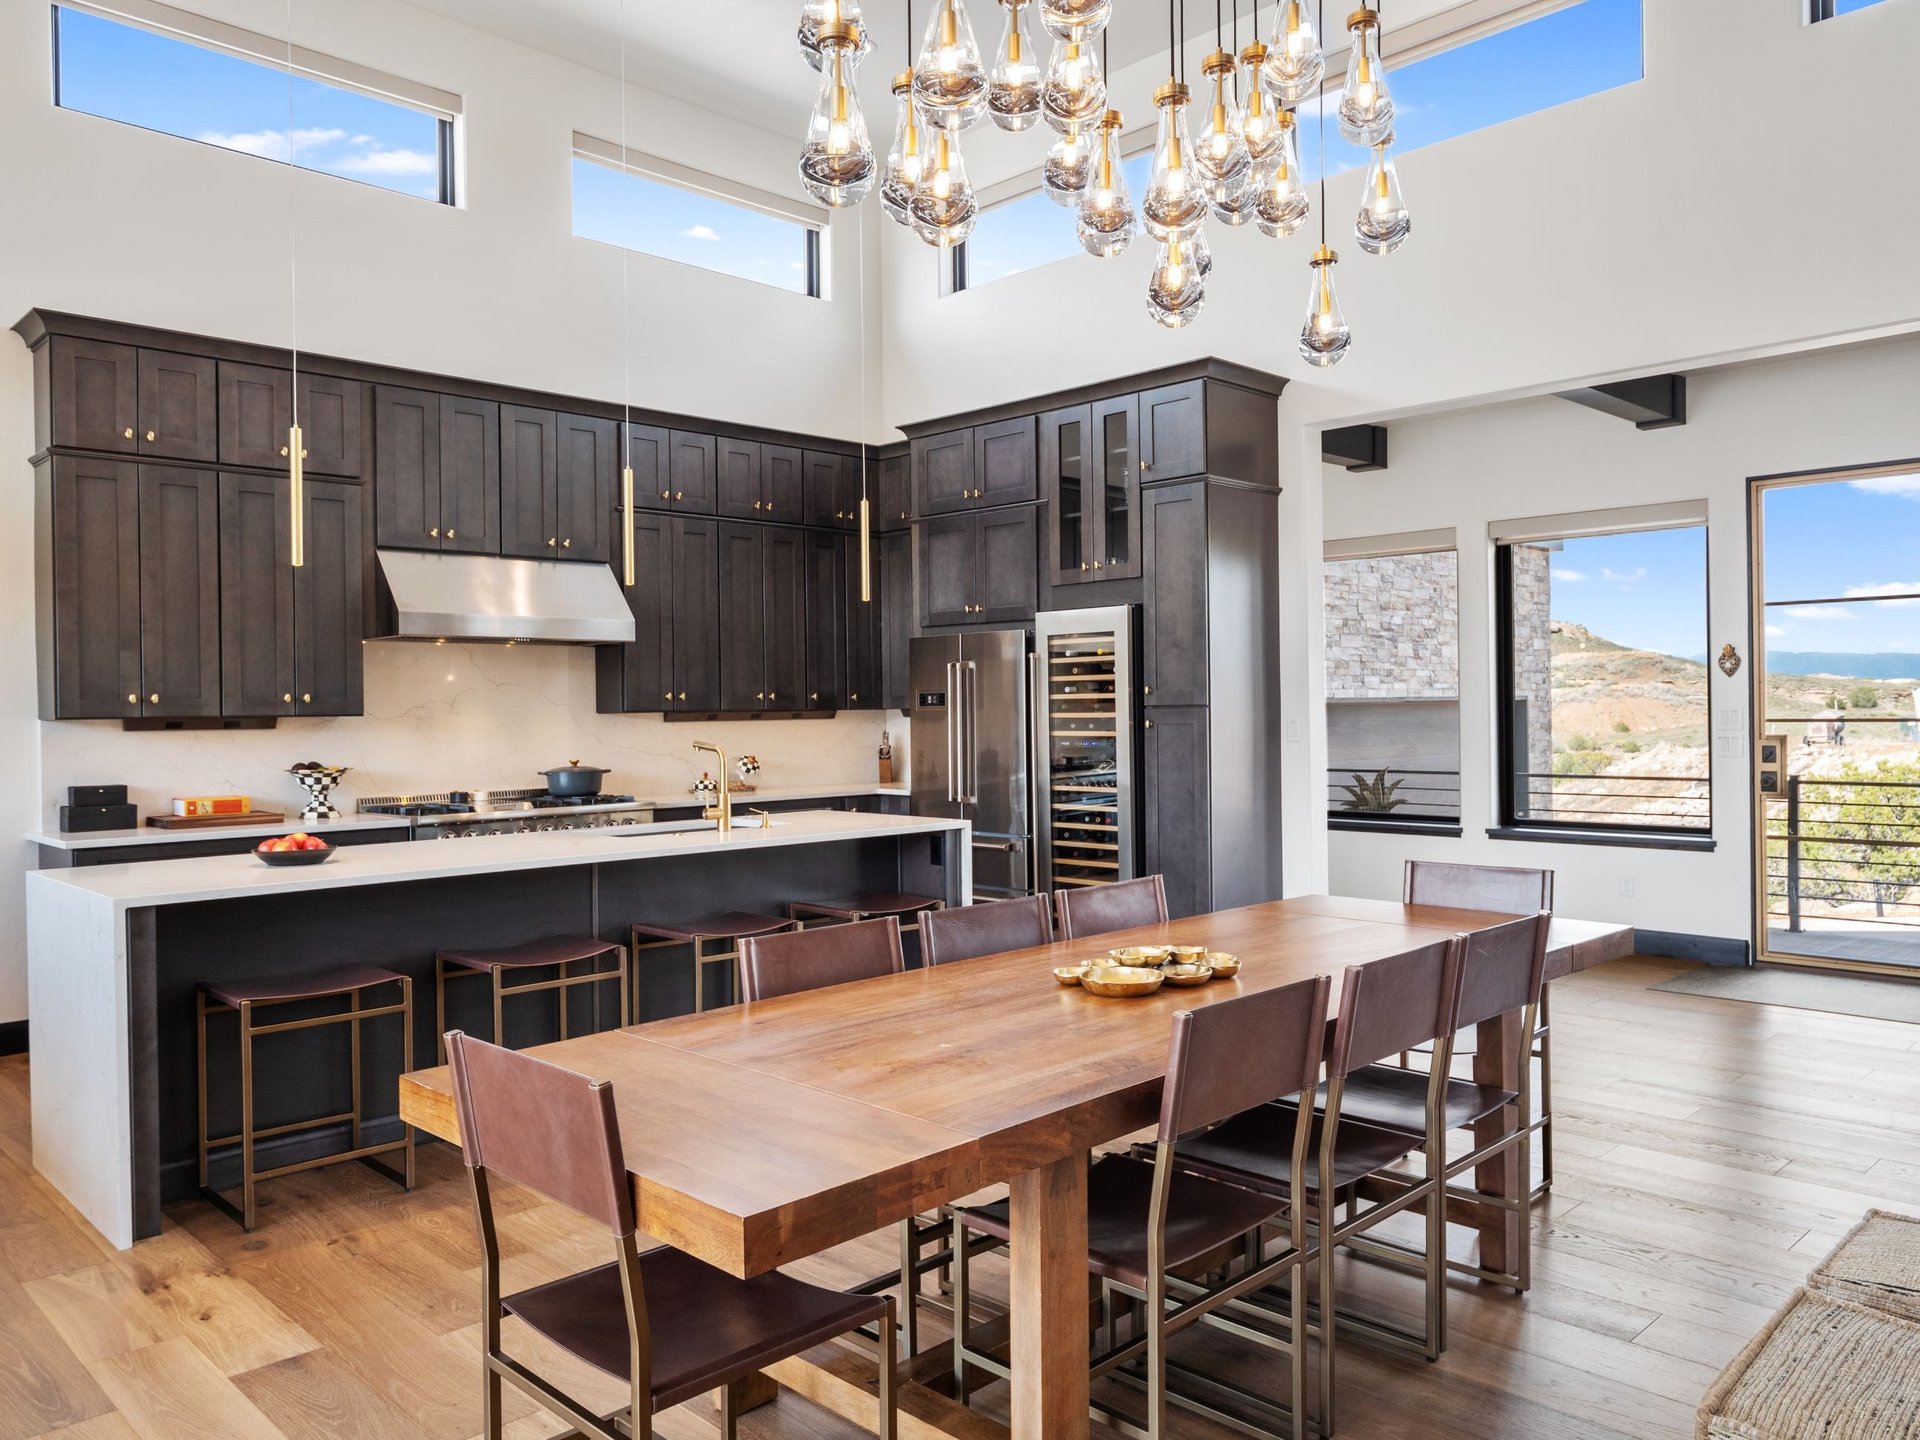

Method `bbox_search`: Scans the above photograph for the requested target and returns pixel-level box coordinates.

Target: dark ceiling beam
[1555,374,1688,430]
[1322,423,1389,472]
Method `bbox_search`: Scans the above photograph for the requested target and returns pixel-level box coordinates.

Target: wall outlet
[1618,875,1635,898]
[1286,719,1300,743]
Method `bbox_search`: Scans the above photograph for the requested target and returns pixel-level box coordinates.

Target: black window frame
[1493,528,1717,847]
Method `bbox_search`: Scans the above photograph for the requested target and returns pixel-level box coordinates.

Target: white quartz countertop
[25,782,910,850]
[26,810,965,910]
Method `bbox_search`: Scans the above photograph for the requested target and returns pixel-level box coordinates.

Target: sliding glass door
[1752,468,1920,972]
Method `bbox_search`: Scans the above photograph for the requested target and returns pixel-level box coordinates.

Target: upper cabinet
[372,385,499,552]
[1138,379,1207,483]
[1042,399,1140,586]
[137,351,218,463]
[297,373,364,478]
[920,506,1039,628]
[218,362,294,470]
[500,407,616,561]
[913,418,1037,515]
[717,439,806,523]
[872,450,912,531]
[45,338,139,455]
[625,426,715,513]
[803,449,859,530]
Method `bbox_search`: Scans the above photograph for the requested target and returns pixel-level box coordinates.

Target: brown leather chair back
[1054,874,1169,940]
[738,916,905,1002]
[1454,913,1551,1029]
[446,1030,634,1237]
[1327,936,1463,1078]
[1404,860,1553,915]
[921,895,1053,966]
[1159,975,1331,1140]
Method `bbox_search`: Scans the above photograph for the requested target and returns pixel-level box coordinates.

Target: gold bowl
[1205,952,1241,977]
[1081,965,1167,998]
[1167,944,1210,964]
[1160,963,1215,987]
[1053,965,1090,986]
[1107,946,1171,965]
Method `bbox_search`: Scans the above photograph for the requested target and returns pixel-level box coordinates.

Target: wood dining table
[399,894,1633,1440]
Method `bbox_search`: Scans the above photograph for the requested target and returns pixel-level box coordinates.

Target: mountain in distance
[1689,651,1920,681]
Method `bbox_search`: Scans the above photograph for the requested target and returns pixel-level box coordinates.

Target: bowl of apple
[254,832,335,866]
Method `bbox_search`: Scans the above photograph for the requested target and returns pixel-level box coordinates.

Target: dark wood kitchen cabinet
[438,395,500,554]
[912,429,973,515]
[841,532,891,710]
[717,522,805,709]
[135,467,221,719]
[1139,379,1207,483]
[499,409,615,561]
[297,373,363,478]
[218,361,294,471]
[219,472,365,717]
[1042,398,1140,586]
[595,512,720,712]
[137,351,217,462]
[717,439,808,523]
[871,449,912,531]
[913,418,1037,516]
[919,505,1038,627]
[556,414,617,563]
[631,429,716,514]
[1142,705,1212,918]
[373,386,498,552]
[764,444,806,522]
[1141,481,1209,706]
[46,338,139,455]
[807,531,847,710]
[878,528,914,710]
[804,449,859,530]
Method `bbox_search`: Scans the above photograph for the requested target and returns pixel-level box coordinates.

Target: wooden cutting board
[144,811,286,830]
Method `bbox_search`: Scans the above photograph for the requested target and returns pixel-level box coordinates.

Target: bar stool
[436,935,629,1062]
[788,892,945,965]
[197,963,415,1233]
[630,912,794,1015]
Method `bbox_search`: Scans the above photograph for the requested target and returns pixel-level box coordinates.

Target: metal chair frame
[435,942,629,1063]
[631,921,795,1016]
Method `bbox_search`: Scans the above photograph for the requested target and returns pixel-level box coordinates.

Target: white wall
[1325,334,1920,939]
[0,0,892,1024]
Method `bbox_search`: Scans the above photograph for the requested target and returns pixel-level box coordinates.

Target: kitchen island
[26,809,969,1248]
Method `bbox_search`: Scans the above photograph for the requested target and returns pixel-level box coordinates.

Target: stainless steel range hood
[374,550,636,644]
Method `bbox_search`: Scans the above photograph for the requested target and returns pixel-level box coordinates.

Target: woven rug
[1697,1288,1920,1439]
[1809,1210,1920,1324]
[1652,964,1920,1024]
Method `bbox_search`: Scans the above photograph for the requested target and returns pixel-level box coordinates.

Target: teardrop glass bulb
[798,26,876,208]
[1146,234,1207,328]
[1254,111,1309,238]
[1038,0,1111,41]
[909,129,978,246]
[1238,43,1283,162]
[1299,245,1351,367]
[1261,0,1323,106]
[987,0,1043,132]
[913,0,989,132]
[1338,9,1394,146]
[881,72,924,227]
[1194,52,1251,204]
[1076,112,1134,257]
[1211,166,1258,226]
[1355,139,1409,254]
[1141,84,1208,242]
[1041,36,1106,134]
[1042,124,1093,205]
[798,0,874,71]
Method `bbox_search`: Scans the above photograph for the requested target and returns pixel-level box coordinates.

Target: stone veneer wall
[1509,543,1557,811]
[1324,551,1460,701]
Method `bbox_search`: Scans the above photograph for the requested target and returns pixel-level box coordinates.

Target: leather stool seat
[631,913,793,943]
[1172,1103,1427,1198]
[202,964,404,1009]
[439,935,623,972]
[791,892,942,921]
[1317,1064,1519,1136]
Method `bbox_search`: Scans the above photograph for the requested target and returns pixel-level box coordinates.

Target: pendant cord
[1169,0,1175,77]
[285,0,298,426]
[620,0,630,449]
[906,0,912,66]
[1317,0,1325,243]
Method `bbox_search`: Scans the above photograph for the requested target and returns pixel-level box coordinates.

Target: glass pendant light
[1039,0,1111,40]
[1254,107,1308,236]
[1041,34,1106,133]
[881,70,925,226]
[1338,6,1394,146]
[1146,233,1207,328]
[909,128,978,246]
[1042,123,1093,204]
[1076,108,1134,257]
[798,21,876,207]
[987,0,1042,131]
[1299,242,1350,365]
[1238,41,1281,161]
[1194,49,1251,204]
[1354,136,1409,253]
[914,0,989,131]
[1211,167,1257,226]
[798,0,874,71]
[1189,224,1214,277]
[1141,81,1207,241]
[1261,0,1323,105]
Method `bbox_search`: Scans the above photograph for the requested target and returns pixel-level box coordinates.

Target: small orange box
[172,795,252,817]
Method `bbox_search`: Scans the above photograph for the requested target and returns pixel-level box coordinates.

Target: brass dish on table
[1080,965,1167,998]
[1107,946,1171,966]
[1053,965,1090,986]
[1167,944,1210,964]
[1205,952,1241,978]
[1160,963,1215,987]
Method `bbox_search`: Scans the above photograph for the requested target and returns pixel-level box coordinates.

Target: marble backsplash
[38,641,910,820]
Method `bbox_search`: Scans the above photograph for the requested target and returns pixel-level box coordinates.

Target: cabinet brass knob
[123,427,134,440]
[149,693,159,704]
[1093,559,1104,569]
[283,692,293,703]
[850,692,859,702]
[810,692,819,700]
[548,537,557,547]
[280,445,289,457]
[664,692,673,702]
[661,489,671,500]
[678,691,687,701]
[447,530,456,539]
[302,693,312,703]
[1143,684,1153,695]
[674,491,685,501]
[430,527,441,538]
[757,692,765,701]
[128,694,138,705]
[562,538,572,548]
[1140,459,1148,472]
[145,430,156,442]
[1145,719,1155,730]
[1079,562,1089,571]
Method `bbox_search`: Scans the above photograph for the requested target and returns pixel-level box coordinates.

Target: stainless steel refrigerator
[909,629,1033,899]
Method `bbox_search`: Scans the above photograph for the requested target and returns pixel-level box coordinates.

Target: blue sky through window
[1544,527,1705,661]
[961,0,1641,289]
[571,158,816,296]
[54,8,446,201]
[1763,476,1920,662]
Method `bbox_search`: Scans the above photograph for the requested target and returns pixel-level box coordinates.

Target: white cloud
[1552,567,1586,582]
[1790,604,1857,621]
[335,147,438,176]
[1842,581,1920,606]
[198,126,346,160]
[1766,624,1788,639]
[1601,566,1647,584]
[1849,476,1920,500]
[683,224,721,241]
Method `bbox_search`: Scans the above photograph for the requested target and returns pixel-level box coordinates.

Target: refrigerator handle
[1029,648,1045,894]
[960,660,979,804]
[944,661,959,804]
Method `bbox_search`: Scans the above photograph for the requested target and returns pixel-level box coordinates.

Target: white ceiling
[406,0,1475,135]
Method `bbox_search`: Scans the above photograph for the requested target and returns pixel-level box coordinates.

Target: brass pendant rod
[289,424,305,568]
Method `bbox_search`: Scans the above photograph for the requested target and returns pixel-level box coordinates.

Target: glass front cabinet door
[1042,397,1141,586]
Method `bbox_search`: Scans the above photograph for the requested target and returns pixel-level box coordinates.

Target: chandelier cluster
[795,0,1409,366]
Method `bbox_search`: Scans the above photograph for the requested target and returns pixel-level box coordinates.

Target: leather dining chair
[953,976,1334,1440]
[1403,859,1556,1199]
[1055,874,1170,940]
[919,894,1053,966]
[1171,935,1465,1433]
[444,1031,897,1440]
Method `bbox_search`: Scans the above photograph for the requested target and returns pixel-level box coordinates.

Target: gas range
[358,788,657,838]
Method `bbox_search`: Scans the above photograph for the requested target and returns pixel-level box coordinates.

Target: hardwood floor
[1,954,1915,1439]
